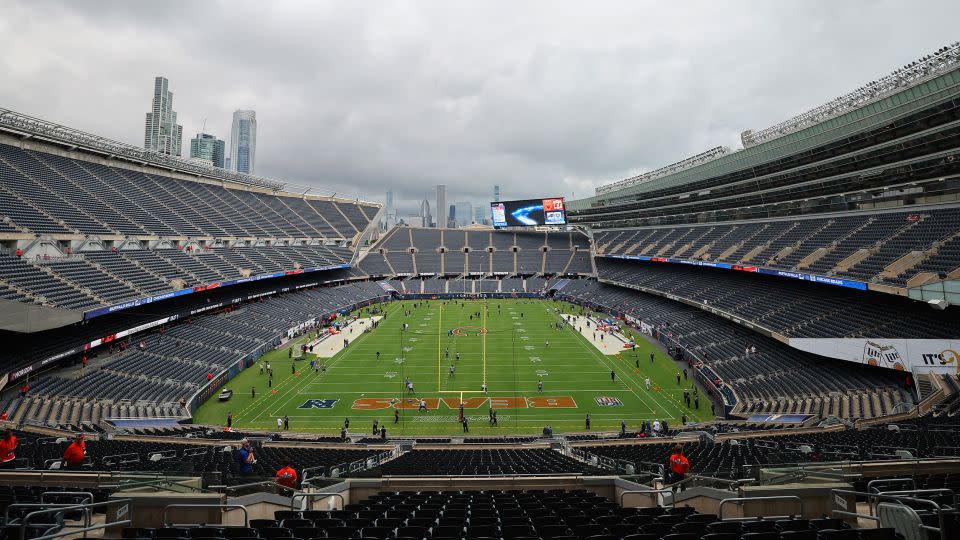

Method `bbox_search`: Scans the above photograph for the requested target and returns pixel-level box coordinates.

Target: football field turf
[194,299,712,435]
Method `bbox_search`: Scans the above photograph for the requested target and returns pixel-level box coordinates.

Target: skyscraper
[420,199,432,228]
[189,133,226,168]
[144,76,183,156]
[454,201,473,227]
[494,185,500,202]
[383,190,395,229]
[436,185,447,229]
[473,205,486,225]
[229,110,257,174]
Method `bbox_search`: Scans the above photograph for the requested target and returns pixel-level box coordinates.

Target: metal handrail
[831,488,947,537]
[719,495,803,520]
[162,503,248,527]
[291,492,345,511]
[101,453,139,466]
[221,481,298,494]
[4,503,83,528]
[873,489,957,513]
[619,489,674,507]
[867,478,916,492]
[17,498,131,540]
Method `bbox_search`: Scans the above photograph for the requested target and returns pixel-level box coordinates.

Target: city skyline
[6,2,958,208]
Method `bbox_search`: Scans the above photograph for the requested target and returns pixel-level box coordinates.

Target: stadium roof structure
[0,106,361,201]
[581,42,960,206]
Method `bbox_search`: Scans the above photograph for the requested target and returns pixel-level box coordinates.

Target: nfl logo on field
[595,396,623,407]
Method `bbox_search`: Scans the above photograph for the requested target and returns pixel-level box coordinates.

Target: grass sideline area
[194,299,712,435]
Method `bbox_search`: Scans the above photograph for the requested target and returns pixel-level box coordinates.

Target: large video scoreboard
[490,197,566,229]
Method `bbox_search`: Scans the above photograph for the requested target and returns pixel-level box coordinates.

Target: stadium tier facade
[0,45,957,540]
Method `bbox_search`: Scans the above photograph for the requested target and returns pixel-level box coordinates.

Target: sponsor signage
[595,396,623,407]
[790,338,960,374]
[604,255,865,290]
[378,281,397,293]
[746,414,811,423]
[83,264,350,319]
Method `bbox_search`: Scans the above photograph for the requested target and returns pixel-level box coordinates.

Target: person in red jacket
[63,433,86,469]
[0,430,17,469]
[275,457,298,490]
[669,444,690,492]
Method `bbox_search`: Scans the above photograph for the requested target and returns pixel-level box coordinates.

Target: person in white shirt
[645,378,651,390]
[653,419,661,433]
[276,417,283,431]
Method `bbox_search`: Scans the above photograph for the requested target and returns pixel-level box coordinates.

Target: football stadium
[0,6,959,539]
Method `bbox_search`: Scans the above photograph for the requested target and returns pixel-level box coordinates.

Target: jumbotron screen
[490,197,566,228]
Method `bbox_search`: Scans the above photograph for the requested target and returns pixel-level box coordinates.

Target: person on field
[275,457,297,490]
[63,434,86,469]
[669,444,691,492]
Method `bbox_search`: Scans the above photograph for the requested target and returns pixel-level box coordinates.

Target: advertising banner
[603,255,865,291]
[789,338,960,374]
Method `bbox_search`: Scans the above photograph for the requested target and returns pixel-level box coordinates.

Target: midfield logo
[298,399,339,409]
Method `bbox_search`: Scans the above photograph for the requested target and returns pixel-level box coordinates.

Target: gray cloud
[2,0,958,214]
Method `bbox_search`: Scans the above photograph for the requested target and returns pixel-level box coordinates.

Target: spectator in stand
[0,411,7,422]
[275,457,298,490]
[669,444,691,492]
[0,430,17,469]
[63,434,86,469]
[238,439,256,475]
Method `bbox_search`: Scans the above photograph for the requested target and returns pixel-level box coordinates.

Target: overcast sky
[1,1,958,214]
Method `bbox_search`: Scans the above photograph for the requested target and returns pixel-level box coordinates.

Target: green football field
[194,299,712,435]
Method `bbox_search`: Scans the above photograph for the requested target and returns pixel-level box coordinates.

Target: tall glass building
[189,133,226,168]
[435,185,446,228]
[229,110,257,174]
[144,76,183,156]
[454,201,473,227]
